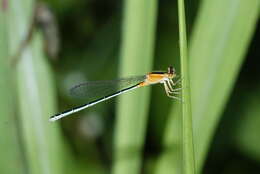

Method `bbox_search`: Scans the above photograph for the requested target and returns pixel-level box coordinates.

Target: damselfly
[49,66,181,122]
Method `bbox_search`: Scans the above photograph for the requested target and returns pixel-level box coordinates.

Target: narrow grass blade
[0,7,24,174]
[112,0,158,174]
[178,0,196,173]
[189,0,260,172]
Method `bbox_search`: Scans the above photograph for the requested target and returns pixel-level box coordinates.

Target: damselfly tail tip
[49,115,59,122]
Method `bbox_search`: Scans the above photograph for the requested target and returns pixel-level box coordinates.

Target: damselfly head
[167,66,176,79]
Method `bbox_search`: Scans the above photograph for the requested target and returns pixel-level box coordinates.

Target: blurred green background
[0,0,259,174]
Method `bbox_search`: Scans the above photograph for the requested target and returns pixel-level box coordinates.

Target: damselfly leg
[163,78,182,100]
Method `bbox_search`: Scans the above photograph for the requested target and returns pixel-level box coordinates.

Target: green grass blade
[178,0,196,173]
[112,0,158,174]
[189,0,260,172]
[155,0,259,173]
[15,32,65,174]
[0,8,24,174]
[7,0,69,173]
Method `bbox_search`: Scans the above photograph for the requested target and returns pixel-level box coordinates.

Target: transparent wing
[70,75,146,102]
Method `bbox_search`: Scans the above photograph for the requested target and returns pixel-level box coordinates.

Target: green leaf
[190,0,260,172]
[112,0,158,174]
[155,0,260,173]
[178,0,196,173]
[7,0,70,173]
[0,7,25,174]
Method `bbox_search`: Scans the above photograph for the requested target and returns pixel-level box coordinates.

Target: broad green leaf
[190,0,260,172]
[7,0,70,173]
[155,0,260,173]
[0,6,24,174]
